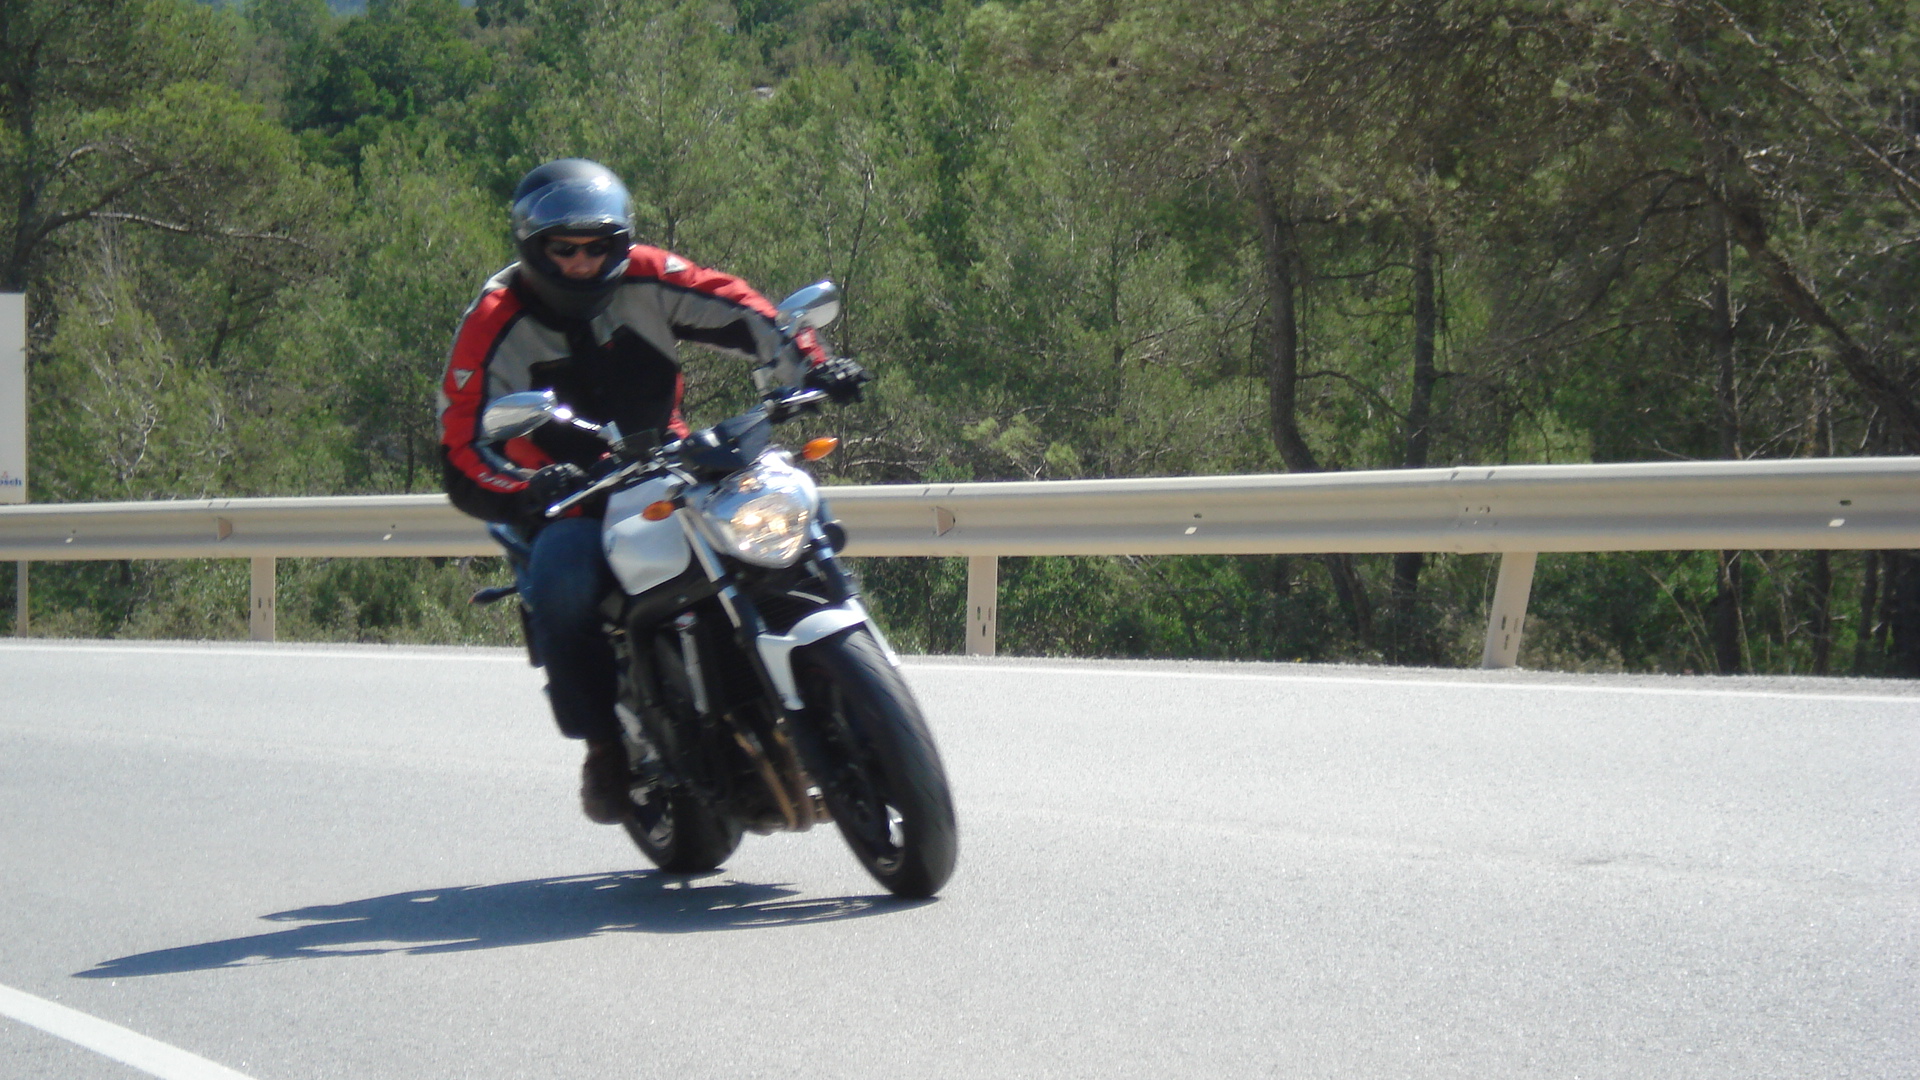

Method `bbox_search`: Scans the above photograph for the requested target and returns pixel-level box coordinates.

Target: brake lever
[766,387,830,423]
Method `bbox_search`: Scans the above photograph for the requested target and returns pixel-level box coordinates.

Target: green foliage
[7,556,523,644]
[5,0,1915,675]
[268,0,498,168]
[36,269,231,501]
[0,0,263,288]
[276,556,522,644]
[512,0,754,253]
[331,131,509,490]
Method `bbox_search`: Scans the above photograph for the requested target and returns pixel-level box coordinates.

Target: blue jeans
[520,517,620,743]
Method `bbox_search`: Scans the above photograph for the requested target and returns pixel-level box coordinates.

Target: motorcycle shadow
[76,872,922,979]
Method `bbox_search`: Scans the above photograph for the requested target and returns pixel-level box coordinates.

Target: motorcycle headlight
[699,460,818,567]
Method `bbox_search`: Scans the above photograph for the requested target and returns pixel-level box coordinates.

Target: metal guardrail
[3,456,1917,666]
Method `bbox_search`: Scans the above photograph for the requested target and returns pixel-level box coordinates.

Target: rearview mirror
[775,280,840,335]
[480,389,562,443]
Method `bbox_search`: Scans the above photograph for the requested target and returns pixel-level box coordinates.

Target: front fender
[755,599,898,710]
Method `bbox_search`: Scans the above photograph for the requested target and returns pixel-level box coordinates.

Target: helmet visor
[512,176,633,241]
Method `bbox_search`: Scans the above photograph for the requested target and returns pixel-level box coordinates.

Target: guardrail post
[1480,551,1537,669]
[249,556,276,642]
[13,561,23,636]
[966,555,997,657]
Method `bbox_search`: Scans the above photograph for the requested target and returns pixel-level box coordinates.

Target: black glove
[804,355,871,404]
[523,462,587,513]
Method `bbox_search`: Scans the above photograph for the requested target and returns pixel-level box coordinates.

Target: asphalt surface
[0,640,1915,1079]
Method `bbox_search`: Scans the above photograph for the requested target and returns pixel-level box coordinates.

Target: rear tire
[617,632,742,873]
[797,628,957,898]
[621,777,741,873]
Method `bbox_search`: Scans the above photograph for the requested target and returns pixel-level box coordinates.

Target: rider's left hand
[524,462,587,510]
[805,355,871,404]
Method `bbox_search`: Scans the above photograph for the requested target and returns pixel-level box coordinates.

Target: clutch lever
[544,457,650,518]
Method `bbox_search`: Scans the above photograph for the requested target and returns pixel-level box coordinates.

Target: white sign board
[0,293,23,503]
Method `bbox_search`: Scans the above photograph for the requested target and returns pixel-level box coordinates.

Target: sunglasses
[544,238,618,259]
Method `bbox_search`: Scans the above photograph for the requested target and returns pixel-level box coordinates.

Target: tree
[514,0,754,253]
[272,0,497,170]
[0,0,273,290]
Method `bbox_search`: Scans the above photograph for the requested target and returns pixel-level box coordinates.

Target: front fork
[677,513,897,714]
[643,515,883,832]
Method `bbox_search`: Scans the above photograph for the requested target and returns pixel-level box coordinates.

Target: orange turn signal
[801,437,840,461]
[641,500,676,521]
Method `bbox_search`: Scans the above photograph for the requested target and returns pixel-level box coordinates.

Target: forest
[1,0,1915,675]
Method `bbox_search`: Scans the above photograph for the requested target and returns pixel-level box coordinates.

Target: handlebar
[766,386,830,422]
[544,457,657,518]
[537,386,831,518]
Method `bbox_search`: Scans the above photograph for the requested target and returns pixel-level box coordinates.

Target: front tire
[796,628,957,898]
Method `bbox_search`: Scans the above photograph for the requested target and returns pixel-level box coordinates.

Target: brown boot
[580,740,633,824]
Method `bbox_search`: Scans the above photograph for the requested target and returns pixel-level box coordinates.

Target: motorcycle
[472,280,957,898]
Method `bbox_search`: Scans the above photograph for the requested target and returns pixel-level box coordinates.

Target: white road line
[0,641,517,663]
[2,640,1915,706]
[0,982,260,1080]
[901,661,1920,706]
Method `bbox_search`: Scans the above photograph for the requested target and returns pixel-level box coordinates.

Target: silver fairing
[603,476,690,596]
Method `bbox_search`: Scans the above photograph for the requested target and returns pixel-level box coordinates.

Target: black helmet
[509,158,634,320]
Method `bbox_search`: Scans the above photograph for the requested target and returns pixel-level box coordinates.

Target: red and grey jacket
[437,244,828,524]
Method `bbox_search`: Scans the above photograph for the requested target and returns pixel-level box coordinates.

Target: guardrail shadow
[75,872,922,979]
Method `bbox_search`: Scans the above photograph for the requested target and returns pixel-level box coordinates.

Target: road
[1,640,1915,1079]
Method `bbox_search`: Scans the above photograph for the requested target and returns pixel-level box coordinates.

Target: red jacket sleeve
[438,286,548,523]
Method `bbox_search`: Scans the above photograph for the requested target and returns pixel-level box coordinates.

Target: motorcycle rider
[437,158,868,823]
